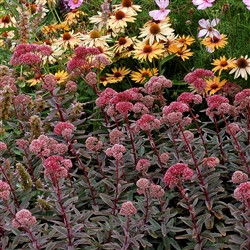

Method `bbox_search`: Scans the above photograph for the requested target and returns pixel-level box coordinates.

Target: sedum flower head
[163,163,194,189]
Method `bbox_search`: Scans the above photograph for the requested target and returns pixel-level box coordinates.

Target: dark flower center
[2,15,10,23]
[220,61,228,67]
[90,30,101,39]
[114,72,122,77]
[149,24,160,35]
[115,10,125,20]
[118,37,127,45]
[63,32,72,41]
[143,45,152,53]
[122,0,132,7]
[237,58,248,68]
[210,83,218,89]
[142,72,150,77]
[212,36,220,43]
[100,76,107,81]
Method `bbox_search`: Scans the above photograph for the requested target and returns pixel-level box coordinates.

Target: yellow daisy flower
[205,76,227,95]
[229,55,250,80]
[64,9,87,26]
[169,44,194,61]
[108,10,136,30]
[176,35,195,47]
[57,21,70,31]
[99,75,117,86]
[211,56,236,75]
[133,41,164,62]
[201,34,228,52]
[160,33,179,57]
[106,66,131,83]
[41,23,58,35]
[27,73,43,86]
[54,70,68,84]
[54,31,81,50]
[139,22,174,45]
[130,67,158,83]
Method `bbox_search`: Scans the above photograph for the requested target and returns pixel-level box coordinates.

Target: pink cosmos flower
[243,0,250,10]
[198,18,221,38]
[149,0,171,21]
[68,0,83,9]
[192,0,215,10]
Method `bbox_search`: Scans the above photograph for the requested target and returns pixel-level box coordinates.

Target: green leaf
[99,193,114,208]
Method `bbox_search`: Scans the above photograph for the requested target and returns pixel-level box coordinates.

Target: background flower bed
[0,0,250,249]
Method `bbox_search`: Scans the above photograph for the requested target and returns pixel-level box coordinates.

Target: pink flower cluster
[149,184,165,199]
[0,180,11,200]
[184,68,214,94]
[120,201,137,216]
[85,72,97,87]
[85,136,103,151]
[181,130,194,144]
[144,76,172,95]
[162,102,189,125]
[163,163,194,189]
[202,157,219,168]
[44,155,72,178]
[136,159,151,172]
[65,80,77,92]
[14,94,32,107]
[67,46,100,75]
[226,123,241,137]
[159,152,169,164]
[54,122,75,138]
[136,178,150,195]
[133,102,149,116]
[9,44,52,66]
[206,95,229,110]
[0,142,7,151]
[0,76,18,92]
[136,178,165,198]
[177,92,202,105]
[106,144,126,160]
[42,74,58,92]
[136,114,161,131]
[29,135,67,157]
[115,101,133,116]
[16,139,29,150]
[96,88,117,108]
[234,182,250,204]
[109,129,124,144]
[12,209,36,228]
[234,89,250,114]
[231,171,248,184]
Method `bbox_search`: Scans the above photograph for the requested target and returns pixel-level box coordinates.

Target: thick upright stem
[53,177,73,247]
[0,165,20,208]
[146,130,165,173]
[113,159,120,215]
[125,116,137,165]
[178,184,203,246]
[179,124,211,210]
